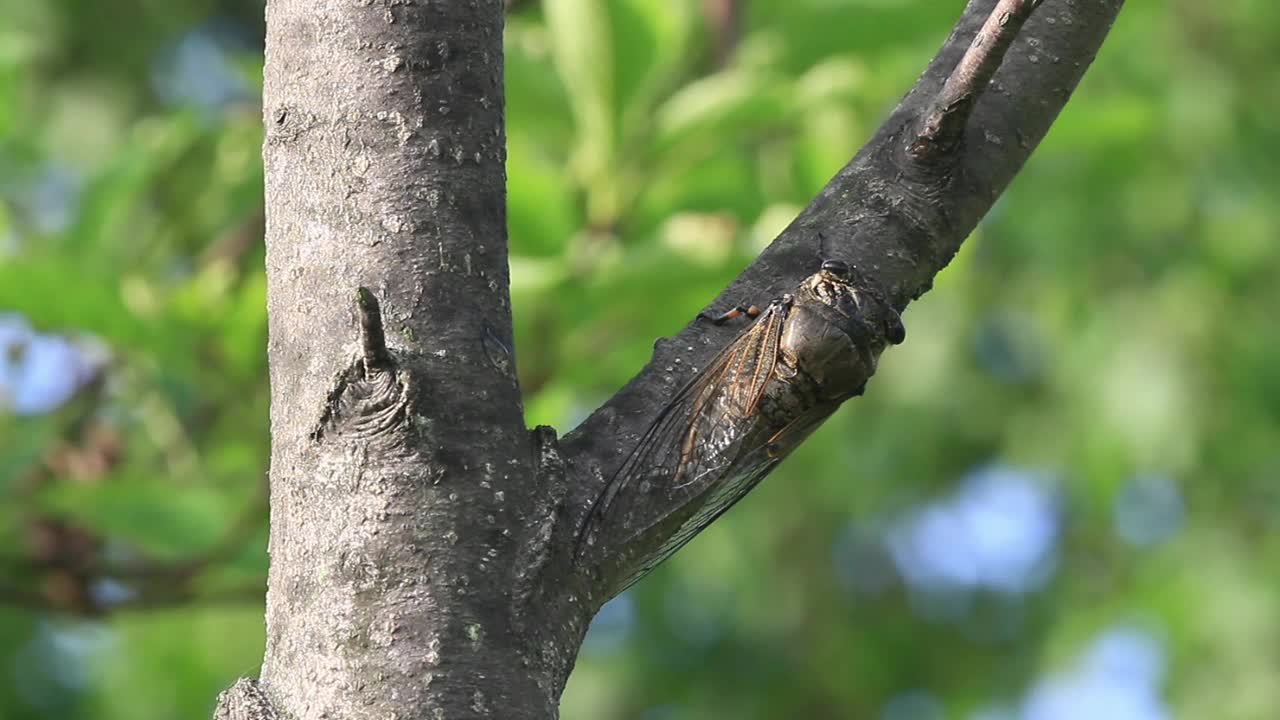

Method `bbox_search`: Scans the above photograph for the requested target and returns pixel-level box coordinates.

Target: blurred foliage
[1,0,1278,718]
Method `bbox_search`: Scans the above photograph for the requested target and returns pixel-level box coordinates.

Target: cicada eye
[820,259,851,281]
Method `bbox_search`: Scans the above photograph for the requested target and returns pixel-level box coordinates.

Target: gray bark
[217,0,1124,718]
[239,0,580,718]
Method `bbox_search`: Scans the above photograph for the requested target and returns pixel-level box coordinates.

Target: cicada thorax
[780,302,873,395]
[769,269,884,403]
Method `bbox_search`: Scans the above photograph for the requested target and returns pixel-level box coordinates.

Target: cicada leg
[699,304,762,325]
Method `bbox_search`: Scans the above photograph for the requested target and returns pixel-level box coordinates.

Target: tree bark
[227,1,582,718]
[217,0,1125,717]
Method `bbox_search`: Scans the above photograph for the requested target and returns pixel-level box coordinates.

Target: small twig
[0,575,268,615]
[109,478,269,579]
[0,478,268,616]
[110,579,268,613]
[0,583,49,611]
[911,0,1043,158]
[199,212,266,269]
[356,287,393,374]
[702,0,744,69]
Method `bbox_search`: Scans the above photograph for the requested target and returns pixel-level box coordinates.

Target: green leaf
[0,255,145,342]
[507,131,579,257]
[610,0,695,139]
[651,70,790,156]
[544,0,616,180]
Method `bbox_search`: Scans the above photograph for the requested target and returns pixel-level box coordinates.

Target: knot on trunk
[310,288,411,445]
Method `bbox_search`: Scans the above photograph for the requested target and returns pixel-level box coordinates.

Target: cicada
[577,257,906,593]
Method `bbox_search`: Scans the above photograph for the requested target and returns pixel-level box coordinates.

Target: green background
[2,0,1277,718]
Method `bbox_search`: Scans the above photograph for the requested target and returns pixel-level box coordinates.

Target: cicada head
[819,259,852,281]
[806,260,906,346]
[808,260,860,314]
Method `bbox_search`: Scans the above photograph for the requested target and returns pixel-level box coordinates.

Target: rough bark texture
[239,0,585,718]
[218,0,1125,718]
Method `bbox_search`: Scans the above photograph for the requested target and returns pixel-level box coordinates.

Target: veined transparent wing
[575,299,792,560]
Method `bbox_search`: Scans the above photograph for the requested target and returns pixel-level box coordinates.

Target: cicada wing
[576,301,790,562]
[682,397,843,537]
[609,397,846,593]
[671,302,787,487]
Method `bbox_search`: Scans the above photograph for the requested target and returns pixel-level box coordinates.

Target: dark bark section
[231,1,589,719]
[564,0,1124,603]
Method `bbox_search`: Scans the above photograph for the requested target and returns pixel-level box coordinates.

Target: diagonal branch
[562,0,1125,602]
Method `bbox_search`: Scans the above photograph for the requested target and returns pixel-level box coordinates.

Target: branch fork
[245,0,1126,716]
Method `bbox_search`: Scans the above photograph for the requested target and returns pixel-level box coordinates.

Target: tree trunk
[217,0,1125,717]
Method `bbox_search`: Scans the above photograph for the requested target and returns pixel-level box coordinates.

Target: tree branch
[702,0,746,69]
[564,0,1125,602]
[911,0,1044,158]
